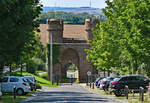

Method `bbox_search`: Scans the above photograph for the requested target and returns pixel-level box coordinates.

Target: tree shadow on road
[29,91,110,103]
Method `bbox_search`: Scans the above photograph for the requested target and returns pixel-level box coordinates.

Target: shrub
[39,73,47,80]
[36,83,42,89]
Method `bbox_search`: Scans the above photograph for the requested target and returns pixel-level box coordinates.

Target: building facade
[39,19,99,82]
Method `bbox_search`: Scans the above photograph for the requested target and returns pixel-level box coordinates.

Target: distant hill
[42,7,103,15]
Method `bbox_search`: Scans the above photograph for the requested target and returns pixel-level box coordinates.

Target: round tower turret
[47,19,64,43]
[85,19,100,41]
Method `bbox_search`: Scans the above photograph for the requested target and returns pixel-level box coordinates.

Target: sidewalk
[80,83,128,103]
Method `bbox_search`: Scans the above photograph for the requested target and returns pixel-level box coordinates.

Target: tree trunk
[104,69,106,77]
[9,64,12,76]
[0,64,4,75]
[20,63,23,76]
[108,70,110,77]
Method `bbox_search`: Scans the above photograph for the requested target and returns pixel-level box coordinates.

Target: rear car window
[138,76,148,81]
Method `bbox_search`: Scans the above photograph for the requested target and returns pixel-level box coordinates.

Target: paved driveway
[20,84,128,103]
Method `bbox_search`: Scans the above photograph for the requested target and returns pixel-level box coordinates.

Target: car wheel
[103,87,106,91]
[114,90,122,97]
[17,89,24,95]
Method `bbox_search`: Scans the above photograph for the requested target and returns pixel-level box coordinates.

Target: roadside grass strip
[1,91,35,103]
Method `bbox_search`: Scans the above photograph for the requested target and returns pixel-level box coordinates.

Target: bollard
[90,76,92,88]
[14,86,16,100]
[139,87,144,101]
[148,87,150,97]
[92,82,94,89]
[148,82,150,97]
[70,78,72,85]
[132,90,134,97]
[56,76,59,85]
[87,76,89,86]
[86,75,88,86]
[125,85,128,99]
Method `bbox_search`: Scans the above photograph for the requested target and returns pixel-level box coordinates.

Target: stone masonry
[40,19,99,82]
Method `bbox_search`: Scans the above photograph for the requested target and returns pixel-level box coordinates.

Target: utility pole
[49,32,53,84]
[132,63,134,74]
[90,0,91,8]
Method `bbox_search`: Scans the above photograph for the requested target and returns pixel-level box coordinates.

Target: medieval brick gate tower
[39,19,99,82]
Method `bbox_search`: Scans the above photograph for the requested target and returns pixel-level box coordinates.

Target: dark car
[109,75,150,96]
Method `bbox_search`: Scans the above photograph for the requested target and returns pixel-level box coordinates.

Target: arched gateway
[60,48,79,78]
[39,19,99,82]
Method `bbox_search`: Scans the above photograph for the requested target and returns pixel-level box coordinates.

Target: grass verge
[98,89,150,103]
[1,91,35,103]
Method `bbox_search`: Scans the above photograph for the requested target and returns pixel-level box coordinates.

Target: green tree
[0,0,42,73]
[39,11,103,24]
[86,0,150,76]
[21,34,45,75]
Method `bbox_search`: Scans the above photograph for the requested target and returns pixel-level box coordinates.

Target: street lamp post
[50,32,53,84]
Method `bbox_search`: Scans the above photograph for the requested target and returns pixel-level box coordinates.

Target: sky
[40,0,107,9]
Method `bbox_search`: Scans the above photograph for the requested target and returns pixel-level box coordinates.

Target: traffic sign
[87,71,91,76]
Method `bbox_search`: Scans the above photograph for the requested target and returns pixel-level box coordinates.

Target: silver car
[24,76,36,91]
[1,76,30,95]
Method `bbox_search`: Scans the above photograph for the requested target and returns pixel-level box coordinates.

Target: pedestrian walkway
[20,84,128,103]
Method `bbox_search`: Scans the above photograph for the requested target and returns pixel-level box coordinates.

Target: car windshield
[107,77,114,81]
[113,77,120,81]
[102,78,107,81]
[27,77,34,82]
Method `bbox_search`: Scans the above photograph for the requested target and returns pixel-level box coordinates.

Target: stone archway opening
[66,62,79,82]
[60,48,79,82]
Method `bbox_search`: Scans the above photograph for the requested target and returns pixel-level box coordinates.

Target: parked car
[100,77,114,91]
[0,76,31,95]
[24,76,36,91]
[95,77,103,86]
[97,78,105,88]
[109,75,150,96]
[25,78,35,91]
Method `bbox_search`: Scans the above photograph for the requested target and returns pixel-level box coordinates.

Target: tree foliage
[86,0,150,76]
[0,0,42,72]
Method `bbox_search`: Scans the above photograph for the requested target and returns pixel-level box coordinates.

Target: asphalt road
[20,84,128,103]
